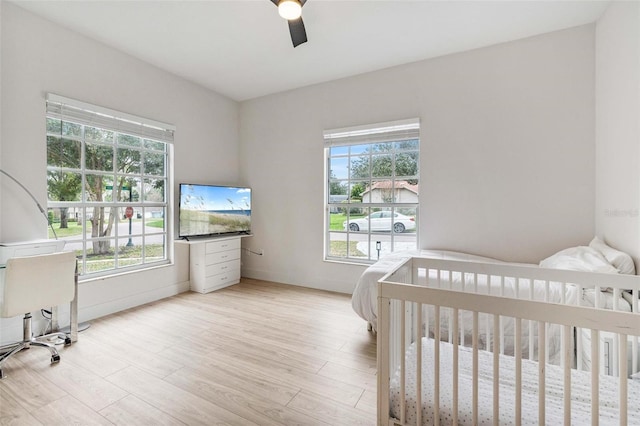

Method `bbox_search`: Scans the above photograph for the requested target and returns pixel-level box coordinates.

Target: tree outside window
[46,105,170,276]
[324,120,419,263]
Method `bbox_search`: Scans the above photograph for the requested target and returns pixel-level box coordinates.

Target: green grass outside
[79,243,165,260]
[48,218,164,239]
[329,241,364,258]
[77,243,165,274]
[48,221,84,238]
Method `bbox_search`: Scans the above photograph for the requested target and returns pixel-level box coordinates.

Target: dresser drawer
[205,259,241,277]
[202,268,241,292]
[205,238,241,254]
[205,249,240,265]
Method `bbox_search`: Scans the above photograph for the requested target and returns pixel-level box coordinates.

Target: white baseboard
[0,281,190,347]
[79,280,190,322]
[241,267,353,294]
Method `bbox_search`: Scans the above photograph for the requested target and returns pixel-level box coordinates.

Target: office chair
[0,251,76,379]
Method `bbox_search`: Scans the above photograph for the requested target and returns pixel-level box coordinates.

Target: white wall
[0,2,240,340]
[240,25,596,293]
[595,1,640,267]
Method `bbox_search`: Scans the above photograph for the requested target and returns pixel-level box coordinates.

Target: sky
[180,184,251,211]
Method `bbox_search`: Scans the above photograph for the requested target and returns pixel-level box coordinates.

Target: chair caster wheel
[51,354,61,364]
[64,337,72,346]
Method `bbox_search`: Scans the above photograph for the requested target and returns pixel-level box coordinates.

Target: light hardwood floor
[0,279,377,425]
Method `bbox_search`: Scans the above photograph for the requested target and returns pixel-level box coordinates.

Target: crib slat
[416,303,422,426]
[434,306,441,426]
[515,317,522,426]
[634,289,639,375]
[452,308,459,425]
[493,314,500,426]
[529,280,534,361]
[544,280,550,302]
[500,276,505,354]
[563,324,572,426]
[485,275,490,352]
[591,329,599,426]
[377,295,391,425]
[544,280,550,365]
[460,272,465,347]
[538,322,546,425]
[400,300,406,425]
[633,335,638,374]
[473,311,479,425]
[500,316,505,355]
[619,335,628,426]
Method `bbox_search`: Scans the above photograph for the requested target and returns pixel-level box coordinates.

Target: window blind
[46,93,175,143]
[323,118,420,147]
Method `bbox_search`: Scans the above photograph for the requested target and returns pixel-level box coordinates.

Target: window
[324,118,420,263]
[45,94,174,277]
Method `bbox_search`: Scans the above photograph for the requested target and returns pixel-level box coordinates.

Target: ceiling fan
[270,0,308,48]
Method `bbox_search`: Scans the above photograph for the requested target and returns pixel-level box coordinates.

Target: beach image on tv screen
[180,185,251,236]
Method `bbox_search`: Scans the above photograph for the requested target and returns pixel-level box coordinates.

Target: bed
[376,254,640,425]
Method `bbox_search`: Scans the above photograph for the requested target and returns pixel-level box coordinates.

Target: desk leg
[48,266,78,343]
[70,265,78,343]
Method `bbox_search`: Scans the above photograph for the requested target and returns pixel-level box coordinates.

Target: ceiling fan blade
[288,17,307,47]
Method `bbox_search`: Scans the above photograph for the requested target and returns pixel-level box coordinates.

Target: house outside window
[45,94,174,277]
[324,118,420,263]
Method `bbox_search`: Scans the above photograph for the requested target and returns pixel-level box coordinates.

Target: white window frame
[324,118,420,263]
[45,94,174,278]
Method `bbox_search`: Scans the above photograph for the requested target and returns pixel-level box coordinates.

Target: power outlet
[259,249,264,256]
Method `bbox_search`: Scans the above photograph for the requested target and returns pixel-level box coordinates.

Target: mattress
[352,250,631,333]
[351,250,510,331]
[390,338,640,425]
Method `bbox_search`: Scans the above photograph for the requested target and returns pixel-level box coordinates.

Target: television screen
[179,183,251,238]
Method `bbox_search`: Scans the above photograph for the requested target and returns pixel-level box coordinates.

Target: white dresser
[189,236,242,293]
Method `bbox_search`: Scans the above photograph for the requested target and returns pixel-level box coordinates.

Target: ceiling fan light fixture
[278,0,302,20]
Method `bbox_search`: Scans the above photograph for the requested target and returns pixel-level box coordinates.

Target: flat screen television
[179,183,251,238]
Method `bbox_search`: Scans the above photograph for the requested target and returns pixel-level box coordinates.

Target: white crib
[377,256,640,425]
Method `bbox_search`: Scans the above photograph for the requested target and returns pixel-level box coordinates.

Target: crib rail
[377,256,640,426]
[382,257,639,368]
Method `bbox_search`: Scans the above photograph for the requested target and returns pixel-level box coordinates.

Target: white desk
[0,240,78,343]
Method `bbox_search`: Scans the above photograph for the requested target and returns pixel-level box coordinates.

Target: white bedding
[351,250,511,331]
[352,249,632,333]
[390,338,640,425]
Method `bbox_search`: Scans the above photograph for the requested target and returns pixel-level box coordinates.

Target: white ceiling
[11,0,610,101]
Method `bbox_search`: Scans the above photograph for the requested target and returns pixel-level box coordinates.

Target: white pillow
[589,237,636,275]
[539,246,619,274]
